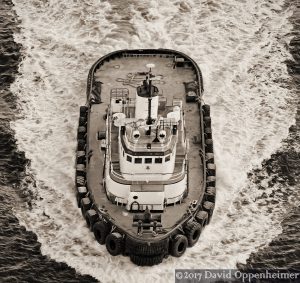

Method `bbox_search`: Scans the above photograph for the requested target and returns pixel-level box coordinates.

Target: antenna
[145,63,155,126]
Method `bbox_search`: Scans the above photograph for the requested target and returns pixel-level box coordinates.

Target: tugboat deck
[86,55,204,238]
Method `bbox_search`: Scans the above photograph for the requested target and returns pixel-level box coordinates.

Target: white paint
[164,175,187,203]
[119,141,177,181]
[135,91,159,120]
[126,192,165,211]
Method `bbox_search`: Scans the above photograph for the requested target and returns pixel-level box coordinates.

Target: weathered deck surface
[86,55,204,238]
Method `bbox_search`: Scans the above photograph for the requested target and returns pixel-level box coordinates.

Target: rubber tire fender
[184,221,202,247]
[79,116,87,126]
[203,116,211,127]
[202,201,215,223]
[204,127,212,139]
[76,186,87,208]
[170,234,188,257]
[206,163,216,177]
[85,209,99,231]
[205,139,213,153]
[77,151,86,164]
[206,176,216,187]
[80,197,91,217]
[105,232,123,256]
[80,106,88,116]
[77,126,87,139]
[76,176,86,187]
[126,237,169,256]
[130,254,164,266]
[76,164,86,177]
[205,186,216,202]
[93,221,111,245]
[202,104,210,116]
[77,139,86,151]
[205,153,214,164]
[195,210,209,227]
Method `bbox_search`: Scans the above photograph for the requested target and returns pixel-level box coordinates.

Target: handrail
[111,162,184,178]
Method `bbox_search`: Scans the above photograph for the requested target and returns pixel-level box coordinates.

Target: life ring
[170,234,188,257]
[93,221,111,245]
[184,221,202,247]
[105,232,123,256]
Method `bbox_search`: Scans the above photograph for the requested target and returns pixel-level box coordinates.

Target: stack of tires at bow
[125,236,169,266]
[200,104,216,224]
[126,219,204,265]
[75,106,126,260]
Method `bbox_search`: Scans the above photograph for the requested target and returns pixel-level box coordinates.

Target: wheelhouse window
[135,158,142,164]
[127,155,132,162]
[145,158,152,164]
[165,155,170,162]
[155,157,163,164]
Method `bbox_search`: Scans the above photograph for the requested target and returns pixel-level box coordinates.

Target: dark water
[0,0,97,282]
[239,1,300,271]
[0,0,299,282]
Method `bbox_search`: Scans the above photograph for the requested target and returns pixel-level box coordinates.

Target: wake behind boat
[75,49,216,266]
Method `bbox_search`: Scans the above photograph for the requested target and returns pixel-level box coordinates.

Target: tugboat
[75,49,216,266]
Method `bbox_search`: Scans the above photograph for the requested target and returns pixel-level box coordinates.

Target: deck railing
[109,160,187,185]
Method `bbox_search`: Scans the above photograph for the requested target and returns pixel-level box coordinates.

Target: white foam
[11,0,297,282]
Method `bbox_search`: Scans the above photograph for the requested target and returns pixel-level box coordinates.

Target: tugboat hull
[75,49,216,265]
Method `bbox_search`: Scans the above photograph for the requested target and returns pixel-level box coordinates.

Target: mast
[146,67,153,126]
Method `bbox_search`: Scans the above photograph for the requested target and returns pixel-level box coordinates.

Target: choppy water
[0,0,97,282]
[0,0,299,282]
